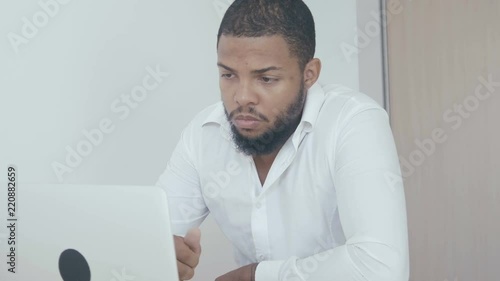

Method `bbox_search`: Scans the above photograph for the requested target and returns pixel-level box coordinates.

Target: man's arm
[156,120,209,279]
[215,263,259,281]
[156,119,209,236]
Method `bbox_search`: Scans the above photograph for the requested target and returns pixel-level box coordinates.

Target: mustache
[228,107,270,122]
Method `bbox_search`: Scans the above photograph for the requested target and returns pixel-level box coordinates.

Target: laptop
[1,184,179,281]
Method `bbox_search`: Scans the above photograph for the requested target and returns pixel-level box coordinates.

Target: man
[156,0,410,280]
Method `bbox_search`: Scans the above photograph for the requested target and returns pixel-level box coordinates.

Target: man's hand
[215,263,259,281]
[174,228,202,281]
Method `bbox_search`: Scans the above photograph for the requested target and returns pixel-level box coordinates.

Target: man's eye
[221,74,233,79]
[261,77,276,83]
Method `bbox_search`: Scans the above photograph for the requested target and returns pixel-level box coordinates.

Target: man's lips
[233,115,262,129]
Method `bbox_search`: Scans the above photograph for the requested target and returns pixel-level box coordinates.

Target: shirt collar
[201,81,325,143]
[201,102,232,141]
[202,102,225,126]
[290,82,325,149]
[298,81,325,132]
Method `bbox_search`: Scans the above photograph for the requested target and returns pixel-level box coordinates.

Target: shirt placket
[249,140,298,263]
[251,195,270,263]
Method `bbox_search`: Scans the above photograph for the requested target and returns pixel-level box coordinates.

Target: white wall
[0,0,383,280]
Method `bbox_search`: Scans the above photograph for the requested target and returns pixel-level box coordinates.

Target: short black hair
[217,0,316,72]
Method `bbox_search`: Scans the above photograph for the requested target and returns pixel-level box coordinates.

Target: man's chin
[234,127,265,138]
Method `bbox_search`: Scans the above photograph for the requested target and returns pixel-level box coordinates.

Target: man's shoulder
[320,83,386,118]
[322,84,383,109]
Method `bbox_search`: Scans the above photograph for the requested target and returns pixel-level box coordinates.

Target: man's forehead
[217,35,293,67]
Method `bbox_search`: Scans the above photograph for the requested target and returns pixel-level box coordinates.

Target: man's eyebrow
[251,66,283,74]
[217,63,236,72]
[217,63,283,74]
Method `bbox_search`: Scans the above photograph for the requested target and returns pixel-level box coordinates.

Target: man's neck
[252,151,279,167]
[252,150,279,186]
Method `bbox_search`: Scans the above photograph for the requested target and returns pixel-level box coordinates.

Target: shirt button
[259,254,265,261]
[255,202,262,209]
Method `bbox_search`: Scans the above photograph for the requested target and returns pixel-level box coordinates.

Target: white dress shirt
[156,82,410,281]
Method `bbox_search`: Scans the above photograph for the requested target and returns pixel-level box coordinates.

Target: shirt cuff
[255,260,285,281]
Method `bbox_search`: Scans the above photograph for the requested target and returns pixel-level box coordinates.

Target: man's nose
[234,80,258,107]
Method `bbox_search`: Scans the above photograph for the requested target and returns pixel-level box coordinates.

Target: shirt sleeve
[155,121,209,237]
[255,106,410,281]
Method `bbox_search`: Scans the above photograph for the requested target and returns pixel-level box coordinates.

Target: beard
[224,80,306,156]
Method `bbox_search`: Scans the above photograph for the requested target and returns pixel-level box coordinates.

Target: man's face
[217,34,306,155]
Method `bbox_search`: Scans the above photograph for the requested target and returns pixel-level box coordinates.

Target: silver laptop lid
[2,184,178,281]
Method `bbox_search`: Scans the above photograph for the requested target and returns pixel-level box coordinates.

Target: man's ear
[303,58,322,90]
